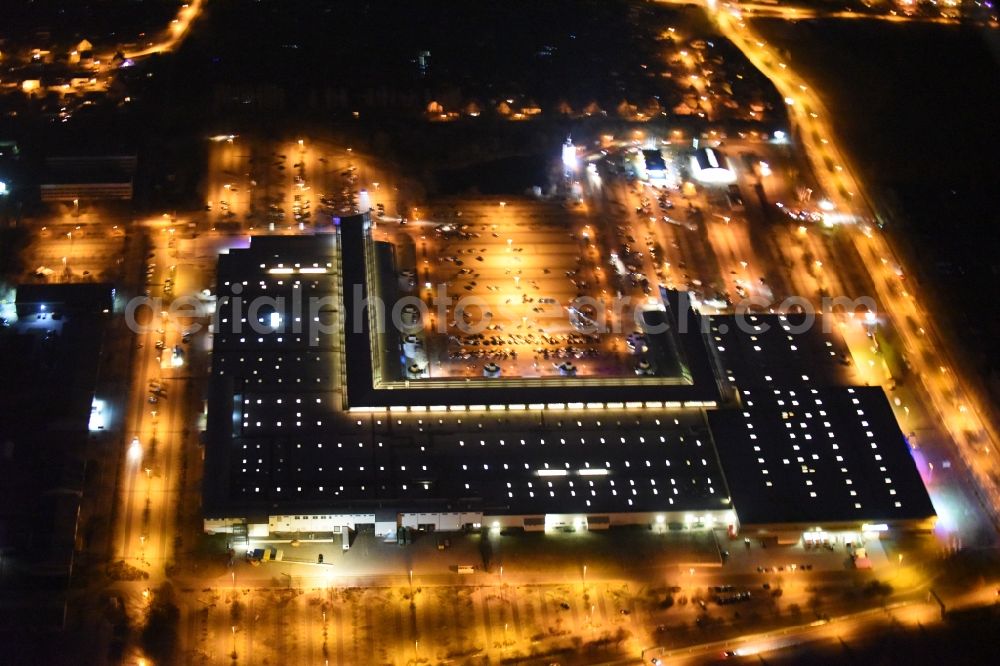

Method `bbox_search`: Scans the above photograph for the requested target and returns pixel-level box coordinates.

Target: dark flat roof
[205,229,934,531]
[218,405,728,517]
[15,282,114,313]
[204,230,730,518]
[643,149,666,171]
[204,235,338,516]
[708,386,934,527]
[706,313,855,389]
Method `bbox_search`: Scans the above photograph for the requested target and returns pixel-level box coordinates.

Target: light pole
[64,231,74,278]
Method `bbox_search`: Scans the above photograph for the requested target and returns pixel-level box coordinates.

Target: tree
[141,582,180,664]
[478,528,494,571]
[0,226,30,281]
[808,593,823,617]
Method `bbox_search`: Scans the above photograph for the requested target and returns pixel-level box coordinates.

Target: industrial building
[39,154,136,202]
[203,215,935,543]
[690,146,736,184]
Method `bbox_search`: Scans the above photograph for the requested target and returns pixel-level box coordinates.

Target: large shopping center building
[202,215,934,544]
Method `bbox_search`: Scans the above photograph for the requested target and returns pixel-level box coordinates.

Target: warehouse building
[203,216,934,542]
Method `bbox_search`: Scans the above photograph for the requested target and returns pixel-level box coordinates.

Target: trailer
[248,546,283,563]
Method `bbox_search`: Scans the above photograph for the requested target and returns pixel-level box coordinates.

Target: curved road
[123,0,204,59]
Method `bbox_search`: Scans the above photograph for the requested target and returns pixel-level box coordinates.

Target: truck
[249,546,284,563]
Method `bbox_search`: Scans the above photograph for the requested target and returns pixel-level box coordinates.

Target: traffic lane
[147,313,191,566]
[854,235,1000,495]
[119,235,177,564]
[132,328,189,563]
[120,303,158,561]
[660,599,935,666]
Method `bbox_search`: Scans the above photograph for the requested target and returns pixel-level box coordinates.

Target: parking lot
[205,136,396,234]
[382,197,670,380]
[178,527,898,665]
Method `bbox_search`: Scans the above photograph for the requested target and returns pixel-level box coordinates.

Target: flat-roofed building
[40,154,136,201]
[202,217,935,543]
[690,147,735,184]
[708,386,935,535]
